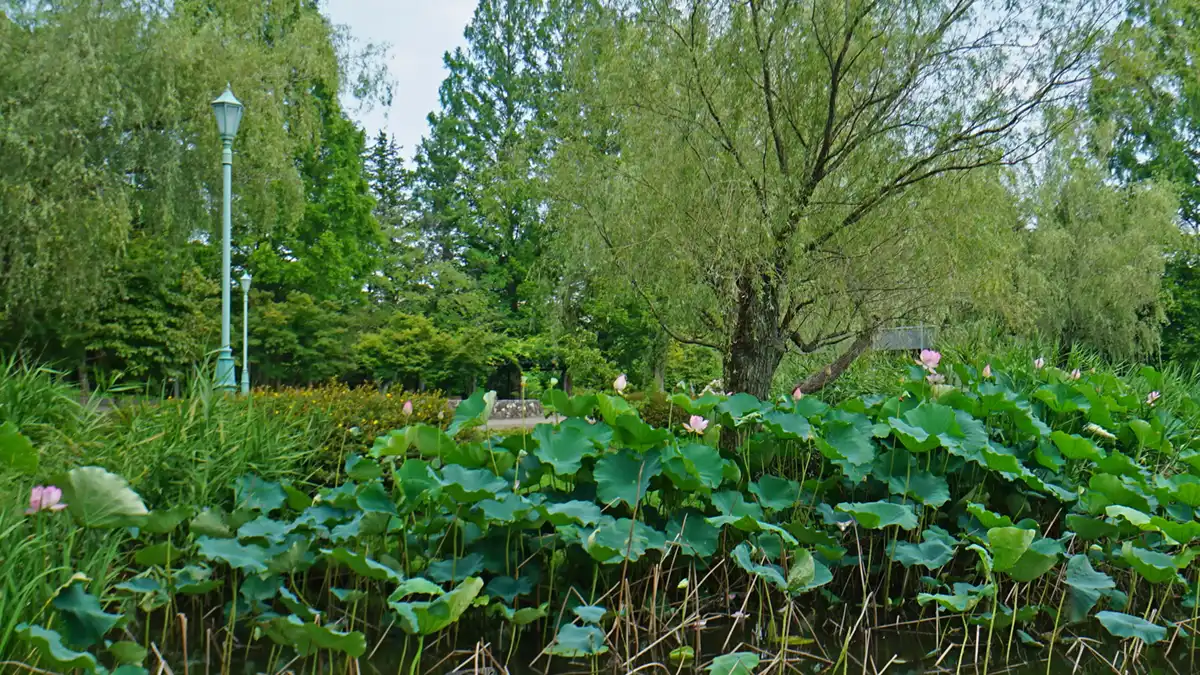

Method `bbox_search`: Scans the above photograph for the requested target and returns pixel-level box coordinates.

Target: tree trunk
[723,273,785,399]
[793,329,876,394]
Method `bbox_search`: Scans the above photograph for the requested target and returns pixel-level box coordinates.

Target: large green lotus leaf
[388,577,445,601]
[237,516,289,544]
[612,414,672,449]
[1065,554,1114,592]
[15,624,96,670]
[370,425,455,458]
[108,640,147,665]
[706,515,798,545]
[190,508,233,538]
[670,392,723,415]
[731,542,788,590]
[917,582,995,613]
[267,539,315,576]
[666,510,720,558]
[1035,384,1090,413]
[548,623,609,657]
[478,493,534,524]
[426,553,485,583]
[1150,517,1200,544]
[1170,482,1200,508]
[891,526,957,569]
[355,481,397,516]
[51,579,120,648]
[278,587,320,622]
[391,577,484,635]
[1089,474,1153,513]
[1106,505,1152,529]
[260,614,366,657]
[281,481,313,511]
[1122,543,1178,584]
[445,389,492,437]
[541,500,602,527]
[197,537,269,574]
[595,393,634,423]
[749,475,800,511]
[786,548,832,593]
[115,577,162,596]
[234,475,287,513]
[717,393,769,425]
[1094,451,1143,478]
[1127,418,1167,454]
[395,459,441,504]
[240,575,281,606]
[988,527,1035,571]
[1005,538,1062,582]
[967,503,1014,529]
[171,565,222,595]
[871,449,950,507]
[836,501,917,530]
[584,518,668,563]
[784,521,838,548]
[0,421,36,474]
[707,651,760,675]
[762,410,814,441]
[492,602,548,626]
[1032,439,1066,471]
[1096,611,1167,644]
[817,421,875,466]
[662,442,725,491]
[321,547,403,583]
[531,422,599,475]
[1066,515,1118,540]
[898,401,958,442]
[978,442,1023,475]
[319,482,360,510]
[344,453,382,482]
[134,541,185,567]
[135,505,194,535]
[542,389,597,418]
[712,491,765,520]
[439,465,508,503]
[594,449,661,508]
[485,576,533,604]
[887,419,941,453]
[573,605,607,624]
[55,466,148,529]
[1050,431,1104,461]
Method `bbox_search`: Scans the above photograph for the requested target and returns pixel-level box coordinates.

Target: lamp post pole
[240,272,252,395]
[211,85,243,392]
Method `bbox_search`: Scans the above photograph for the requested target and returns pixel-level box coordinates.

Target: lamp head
[240,271,252,293]
[211,84,244,140]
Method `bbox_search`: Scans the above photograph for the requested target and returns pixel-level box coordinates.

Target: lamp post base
[215,347,237,391]
[240,368,250,395]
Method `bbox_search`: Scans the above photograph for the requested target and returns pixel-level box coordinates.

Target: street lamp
[211,84,243,392]
[240,271,252,395]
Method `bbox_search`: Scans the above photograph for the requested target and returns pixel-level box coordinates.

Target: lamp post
[211,85,244,392]
[240,271,252,395]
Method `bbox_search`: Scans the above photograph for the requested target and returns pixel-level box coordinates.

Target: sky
[322,0,477,162]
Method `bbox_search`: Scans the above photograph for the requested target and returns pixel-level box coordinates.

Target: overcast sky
[322,0,476,162]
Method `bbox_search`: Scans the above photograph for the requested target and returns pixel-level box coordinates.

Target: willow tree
[551,0,1113,397]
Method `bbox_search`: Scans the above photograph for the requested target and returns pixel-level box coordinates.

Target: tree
[552,0,1112,397]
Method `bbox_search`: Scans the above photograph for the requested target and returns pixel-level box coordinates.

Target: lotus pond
[7,356,1200,674]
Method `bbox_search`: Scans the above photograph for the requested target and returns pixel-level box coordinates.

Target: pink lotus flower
[792,387,803,400]
[1034,357,1045,369]
[403,400,413,416]
[982,364,992,379]
[1070,369,1081,381]
[918,349,941,372]
[1147,390,1161,406]
[682,415,709,435]
[614,374,628,393]
[26,486,67,515]
[926,373,945,385]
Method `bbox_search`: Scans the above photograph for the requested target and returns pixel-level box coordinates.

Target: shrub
[258,381,448,454]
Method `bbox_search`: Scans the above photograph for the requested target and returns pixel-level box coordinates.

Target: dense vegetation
[6,346,1200,673]
[2,0,1198,400]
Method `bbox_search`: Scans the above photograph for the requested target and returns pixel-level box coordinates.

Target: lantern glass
[211,86,244,139]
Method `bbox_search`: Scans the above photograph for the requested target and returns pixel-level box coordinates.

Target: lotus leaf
[108,640,147,665]
[891,526,957,569]
[762,409,814,440]
[55,466,148,529]
[426,553,485,583]
[1066,514,1118,540]
[322,547,403,583]
[191,508,233,538]
[750,475,801,510]
[542,500,602,527]
[731,542,788,590]
[134,541,185,567]
[573,605,607,624]
[238,516,289,544]
[51,579,120,648]
[391,577,484,635]
[662,442,725,491]
[836,501,917,530]
[531,422,599,475]
[1005,538,1062,582]
[439,465,508,503]
[485,575,534,603]
[493,602,548,625]
[197,537,269,574]
[260,614,367,657]
[136,505,194,535]
[1096,611,1166,644]
[584,518,668,562]
[594,449,661,507]
[542,389,596,418]
[1050,431,1104,461]
[0,422,36,474]
[278,587,320,622]
[548,623,608,657]
[1122,543,1179,584]
[234,475,287,513]
[388,578,445,600]
[917,582,994,612]
[15,624,96,670]
[666,510,720,558]
[446,389,493,437]
[817,421,875,466]
[706,651,760,675]
[345,454,383,482]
